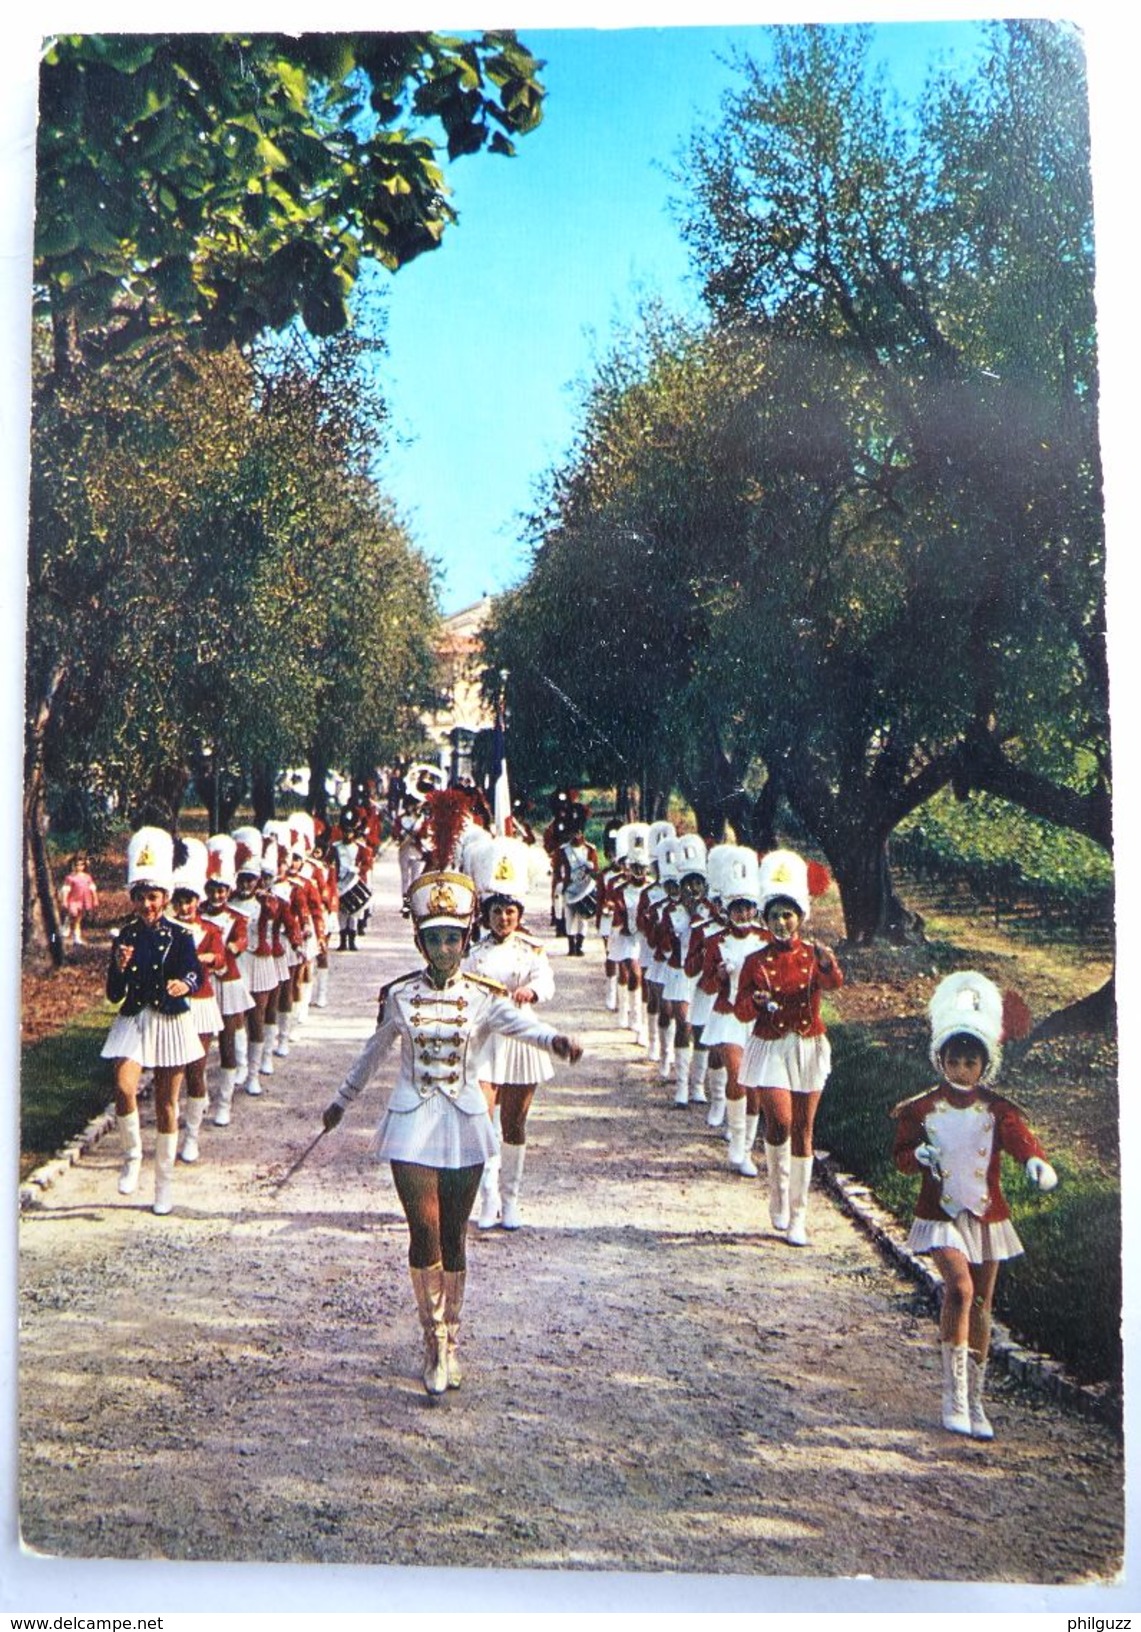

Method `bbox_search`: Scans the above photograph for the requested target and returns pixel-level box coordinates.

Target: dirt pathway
[17,850,1124,1587]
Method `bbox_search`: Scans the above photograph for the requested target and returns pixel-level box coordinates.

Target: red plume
[1001,990,1033,1041]
[426,788,471,870]
[807,860,832,897]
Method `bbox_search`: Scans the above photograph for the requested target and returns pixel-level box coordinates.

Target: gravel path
[16,849,1126,1601]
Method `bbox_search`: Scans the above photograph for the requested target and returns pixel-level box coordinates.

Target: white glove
[1026,1157,1058,1192]
[914,1143,941,1173]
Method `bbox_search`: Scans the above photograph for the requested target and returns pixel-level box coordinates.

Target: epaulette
[464,971,510,996]
[888,1086,939,1118]
[377,968,420,1013]
[514,931,546,951]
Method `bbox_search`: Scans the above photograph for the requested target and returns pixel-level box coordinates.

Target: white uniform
[464,931,557,1085]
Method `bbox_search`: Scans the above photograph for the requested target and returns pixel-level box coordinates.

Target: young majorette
[169,838,227,1165]
[684,844,734,1126]
[636,823,677,1064]
[553,805,599,958]
[100,827,203,1215]
[604,822,652,1042]
[321,869,583,1397]
[201,833,253,1126]
[697,847,767,1176]
[597,825,630,1011]
[655,834,708,1105]
[735,850,842,1245]
[891,971,1056,1439]
[229,827,281,1098]
[464,835,557,1229]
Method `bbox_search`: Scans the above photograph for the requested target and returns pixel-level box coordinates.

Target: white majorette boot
[673,1044,693,1106]
[312,965,330,1008]
[660,1021,675,1081]
[409,1264,449,1397]
[212,1067,237,1127]
[740,1113,760,1178]
[244,1039,264,1095]
[606,974,618,1012]
[153,1131,178,1215]
[233,1024,249,1087]
[180,1095,208,1163]
[273,1014,290,1058]
[726,1096,753,1174]
[941,1342,972,1435]
[646,1015,661,1062]
[786,1154,814,1245]
[967,1352,995,1440]
[705,1066,727,1129]
[617,983,630,1029]
[500,1143,527,1229]
[443,1269,466,1390]
[477,1152,502,1229]
[632,996,647,1047]
[690,1048,709,1104]
[117,1110,143,1195]
[764,1140,791,1231]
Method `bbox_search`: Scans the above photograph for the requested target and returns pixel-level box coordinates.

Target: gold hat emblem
[428,882,460,916]
[137,844,156,866]
[494,856,513,881]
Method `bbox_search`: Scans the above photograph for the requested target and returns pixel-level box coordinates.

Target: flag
[491,698,514,836]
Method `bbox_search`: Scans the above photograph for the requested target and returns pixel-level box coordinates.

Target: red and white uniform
[698,923,767,1049]
[736,936,843,1094]
[183,915,228,1037]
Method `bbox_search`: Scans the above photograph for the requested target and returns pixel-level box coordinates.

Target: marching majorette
[891,971,1055,1439]
[168,837,227,1164]
[597,823,630,1009]
[736,849,842,1244]
[201,833,253,1126]
[464,835,557,1230]
[542,787,577,935]
[100,826,203,1215]
[332,812,372,951]
[262,835,303,1072]
[321,869,583,1397]
[636,823,677,1064]
[655,833,708,1105]
[604,822,652,1040]
[229,826,280,1098]
[684,842,734,1122]
[696,846,767,1177]
[553,804,599,958]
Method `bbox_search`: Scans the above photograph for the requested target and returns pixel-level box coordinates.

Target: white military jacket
[332,966,559,1118]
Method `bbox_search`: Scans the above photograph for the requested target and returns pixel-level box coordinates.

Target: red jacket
[735,936,843,1039]
[892,1085,1048,1224]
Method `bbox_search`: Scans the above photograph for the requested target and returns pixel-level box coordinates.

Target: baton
[272,1125,329,1189]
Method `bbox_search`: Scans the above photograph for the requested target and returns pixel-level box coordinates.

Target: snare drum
[339,879,372,915]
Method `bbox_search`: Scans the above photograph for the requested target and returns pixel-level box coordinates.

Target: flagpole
[493,668,513,836]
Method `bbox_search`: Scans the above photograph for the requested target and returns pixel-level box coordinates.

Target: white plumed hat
[408,870,476,932]
[470,835,531,905]
[705,844,736,902]
[655,835,681,885]
[721,846,760,907]
[648,820,676,855]
[928,971,1008,1082]
[625,823,652,868]
[675,833,708,881]
[171,836,208,898]
[127,826,173,894]
[757,848,833,922]
[207,834,238,890]
[232,826,263,878]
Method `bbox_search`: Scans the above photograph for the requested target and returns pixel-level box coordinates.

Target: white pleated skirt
[607,929,639,962]
[662,966,697,1004]
[739,1032,832,1094]
[701,1007,751,1049]
[242,951,281,994]
[375,1094,499,1168]
[907,1212,1025,1264]
[189,993,223,1037]
[476,1035,554,1087]
[689,986,716,1028]
[217,975,253,1017]
[101,1007,206,1069]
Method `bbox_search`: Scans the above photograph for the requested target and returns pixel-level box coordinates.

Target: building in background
[421,597,495,784]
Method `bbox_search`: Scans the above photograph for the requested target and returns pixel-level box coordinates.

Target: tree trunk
[1028,973,1116,1043]
[251,760,277,829]
[23,764,64,966]
[831,831,925,945]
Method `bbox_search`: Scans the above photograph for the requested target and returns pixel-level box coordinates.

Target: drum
[339,879,372,915]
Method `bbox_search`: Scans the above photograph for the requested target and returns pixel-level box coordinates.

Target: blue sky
[366,21,988,613]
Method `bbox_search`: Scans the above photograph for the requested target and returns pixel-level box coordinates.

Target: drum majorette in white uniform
[735,849,842,1243]
[696,847,766,1177]
[322,869,583,1397]
[892,971,1055,1438]
[554,805,599,958]
[201,833,253,1126]
[100,827,203,1215]
[169,837,227,1164]
[655,833,708,1105]
[464,836,557,1230]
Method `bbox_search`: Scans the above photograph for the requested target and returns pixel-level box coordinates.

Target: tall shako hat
[928,970,1013,1084]
[171,836,208,898]
[625,822,652,869]
[127,826,174,894]
[260,840,280,877]
[406,763,446,805]
[470,835,531,909]
[613,823,634,863]
[648,820,676,859]
[206,834,237,890]
[676,833,708,881]
[408,870,477,933]
[263,818,292,852]
[290,811,316,856]
[705,843,736,903]
[655,834,681,885]
[459,823,495,884]
[232,826,263,878]
[722,845,761,907]
[757,848,832,922]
